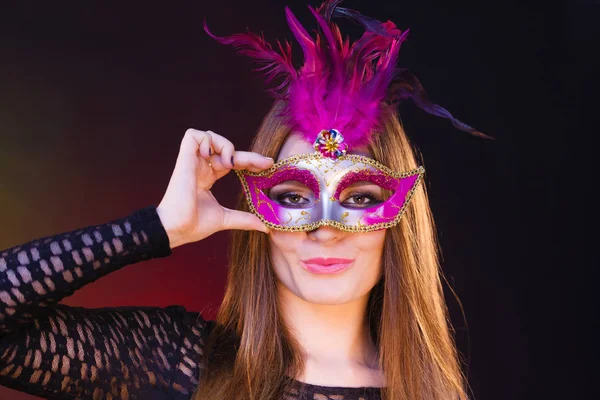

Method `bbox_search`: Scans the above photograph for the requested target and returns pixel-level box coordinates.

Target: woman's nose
[306,225,344,242]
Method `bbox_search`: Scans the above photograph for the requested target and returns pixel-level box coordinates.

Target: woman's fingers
[185,129,273,172]
[184,128,233,160]
[204,130,236,168]
[221,207,270,234]
[231,151,274,172]
[208,150,273,176]
[182,128,210,159]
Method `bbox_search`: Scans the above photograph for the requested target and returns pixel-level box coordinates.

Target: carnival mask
[236,142,424,232]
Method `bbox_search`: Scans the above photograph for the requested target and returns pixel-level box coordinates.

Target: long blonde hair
[193,101,468,399]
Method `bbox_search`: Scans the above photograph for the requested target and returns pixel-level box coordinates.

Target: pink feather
[203,20,297,96]
[205,0,490,146]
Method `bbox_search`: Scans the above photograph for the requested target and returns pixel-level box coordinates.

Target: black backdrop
[0,1,596,399]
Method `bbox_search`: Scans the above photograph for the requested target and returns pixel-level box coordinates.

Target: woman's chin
[286,282,364,306]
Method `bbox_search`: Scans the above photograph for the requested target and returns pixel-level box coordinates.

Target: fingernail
[231,156,234,167]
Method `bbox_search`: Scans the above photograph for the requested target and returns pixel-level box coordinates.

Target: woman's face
[268,133,386,305]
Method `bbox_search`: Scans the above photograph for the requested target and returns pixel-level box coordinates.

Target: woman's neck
[277,282,383,386]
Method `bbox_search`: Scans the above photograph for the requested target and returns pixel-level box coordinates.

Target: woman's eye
[276,192,311,207]
[341,193,380,208]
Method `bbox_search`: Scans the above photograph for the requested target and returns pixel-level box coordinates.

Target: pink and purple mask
[236,152,424,232]
[206,0,489,231]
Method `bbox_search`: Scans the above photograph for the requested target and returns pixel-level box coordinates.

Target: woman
[0,1,486,399]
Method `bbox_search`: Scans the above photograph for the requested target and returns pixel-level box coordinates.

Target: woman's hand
[156,129,274,249]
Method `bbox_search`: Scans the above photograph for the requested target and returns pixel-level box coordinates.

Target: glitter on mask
[334,170,398,200]
[250,165,320,201]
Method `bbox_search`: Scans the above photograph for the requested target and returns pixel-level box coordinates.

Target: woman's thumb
[221,207,270,234]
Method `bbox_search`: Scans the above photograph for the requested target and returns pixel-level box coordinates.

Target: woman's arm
[0,129,272,398]
[0,206,208,399]
[0,206,171,334]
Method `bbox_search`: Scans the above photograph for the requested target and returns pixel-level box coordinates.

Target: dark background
[0,0,596,399]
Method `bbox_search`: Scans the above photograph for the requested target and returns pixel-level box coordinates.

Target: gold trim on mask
[235,153,425,233]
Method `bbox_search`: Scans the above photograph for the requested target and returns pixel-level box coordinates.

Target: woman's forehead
[277,131,371,161]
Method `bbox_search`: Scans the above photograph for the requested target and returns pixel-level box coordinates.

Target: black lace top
[0,206,382,399]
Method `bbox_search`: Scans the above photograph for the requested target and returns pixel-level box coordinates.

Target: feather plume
[203,20,296,95]
[204,0,491,147]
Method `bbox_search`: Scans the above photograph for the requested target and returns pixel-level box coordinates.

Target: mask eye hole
[338,181,387,209]
[266,180,316,208]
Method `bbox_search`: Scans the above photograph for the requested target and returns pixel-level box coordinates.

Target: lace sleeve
[0,206,209,399]
[0,206,171,334]
[0,304,208,399]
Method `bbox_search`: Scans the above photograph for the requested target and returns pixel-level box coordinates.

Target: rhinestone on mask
[313,129,348,159]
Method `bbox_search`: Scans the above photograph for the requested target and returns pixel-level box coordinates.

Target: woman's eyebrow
[271,180,312,189]
[334,171,397,199]
[342,181,381,188]
[256,166,321,198]
[280,179,311,185]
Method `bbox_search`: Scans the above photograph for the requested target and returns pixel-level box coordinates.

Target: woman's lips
[300,257,354,274]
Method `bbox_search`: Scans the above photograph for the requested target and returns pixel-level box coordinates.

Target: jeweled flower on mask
[313,129,348,159]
